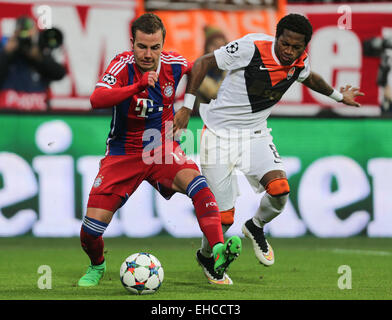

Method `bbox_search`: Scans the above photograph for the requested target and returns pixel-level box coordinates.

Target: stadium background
[0,0,392,239]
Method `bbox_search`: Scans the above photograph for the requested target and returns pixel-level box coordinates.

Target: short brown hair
[131,13,166,42]
[276,14,313,45]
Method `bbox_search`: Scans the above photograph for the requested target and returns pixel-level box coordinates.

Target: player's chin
[139,63,156,72]
[279,55,294,65]
[280,58,294,66]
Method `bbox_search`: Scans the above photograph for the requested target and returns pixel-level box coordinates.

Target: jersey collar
[156,55,162,75]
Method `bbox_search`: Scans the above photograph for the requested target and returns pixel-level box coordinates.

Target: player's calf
[244,178,290,266]
[186,175,224,247]
[200,208,235,258]
[186,176,243,277]
[78,215,108,286]
[256,178,290,226]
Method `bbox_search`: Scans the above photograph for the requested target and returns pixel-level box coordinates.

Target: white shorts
[200,126,285,211]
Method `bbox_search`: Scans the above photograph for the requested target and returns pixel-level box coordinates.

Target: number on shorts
[269,144,281,159]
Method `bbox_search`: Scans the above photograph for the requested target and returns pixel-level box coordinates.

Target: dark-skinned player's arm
[302,71,365,107]
[90,71,158,109]
[173,53,217,136]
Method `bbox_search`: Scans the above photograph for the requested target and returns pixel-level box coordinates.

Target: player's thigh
[88,155,146,212]
[201,164,238,211]
[200,126,239,210]
[148,142,200,194]
[241,134,286,193]
[200,126,235,169]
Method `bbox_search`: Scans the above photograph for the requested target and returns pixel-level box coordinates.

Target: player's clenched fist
[138,71,158,89]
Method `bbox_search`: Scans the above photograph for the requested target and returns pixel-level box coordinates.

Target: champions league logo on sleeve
[226,41,239,54]
[102,74,117,86]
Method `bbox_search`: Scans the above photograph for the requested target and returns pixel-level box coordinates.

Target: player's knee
[265,178,290,197]
[174,168,201,194]
[87,194,123,213]
[220,208,235,226]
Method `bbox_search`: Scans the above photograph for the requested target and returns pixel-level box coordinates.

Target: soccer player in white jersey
[173,14,364,285]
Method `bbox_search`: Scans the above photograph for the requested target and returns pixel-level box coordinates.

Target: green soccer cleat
[213,236,242,276]
[78,261,106,287]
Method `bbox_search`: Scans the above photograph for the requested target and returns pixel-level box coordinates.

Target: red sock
[191,187,224,248]
[80,227,105,265]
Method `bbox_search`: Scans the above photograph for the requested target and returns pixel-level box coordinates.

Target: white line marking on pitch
[330,248,392,256]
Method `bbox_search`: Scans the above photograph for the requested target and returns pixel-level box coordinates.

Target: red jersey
[95,51,191,155]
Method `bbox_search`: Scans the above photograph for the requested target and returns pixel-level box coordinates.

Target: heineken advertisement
[0,114,391,238]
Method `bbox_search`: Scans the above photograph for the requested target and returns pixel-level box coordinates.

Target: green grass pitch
[0,236,391,300]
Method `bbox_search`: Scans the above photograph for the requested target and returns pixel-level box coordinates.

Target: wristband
[329,89,343,102]
[183,93,196,110]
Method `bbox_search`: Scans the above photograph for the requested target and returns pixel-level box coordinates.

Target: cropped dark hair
[276,14,313,45]
[131,13,166,42]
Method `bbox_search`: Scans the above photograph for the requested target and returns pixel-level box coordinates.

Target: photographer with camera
[363,35,392,114]
[0,16,66,111]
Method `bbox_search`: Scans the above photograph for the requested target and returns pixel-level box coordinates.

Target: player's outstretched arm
[173,53,218,135]
[302,71,364,107]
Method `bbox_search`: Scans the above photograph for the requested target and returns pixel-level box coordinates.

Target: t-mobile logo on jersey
[136,98,166,118]
[136,98,154,118]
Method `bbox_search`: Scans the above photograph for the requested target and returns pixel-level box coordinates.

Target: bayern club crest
[287,67,296,80]
[93,175,104,188]
[163,83,174,98]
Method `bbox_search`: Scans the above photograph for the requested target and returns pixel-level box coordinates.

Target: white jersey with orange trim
[199,33,310,132]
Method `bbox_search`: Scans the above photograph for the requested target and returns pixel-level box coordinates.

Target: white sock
[254,192,288,228]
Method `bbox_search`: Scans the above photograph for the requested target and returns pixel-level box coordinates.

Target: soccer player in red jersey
[77,13,241,287]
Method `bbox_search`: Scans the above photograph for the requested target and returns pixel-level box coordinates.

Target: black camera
[16,16,63,52]
[38,28,63,50]
[363,36,392,57]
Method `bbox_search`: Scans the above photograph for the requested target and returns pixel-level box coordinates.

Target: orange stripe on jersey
[200,125,207,140]
[254,40,307,87]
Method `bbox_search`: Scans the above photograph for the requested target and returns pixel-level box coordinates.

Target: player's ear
[130,37,134,50]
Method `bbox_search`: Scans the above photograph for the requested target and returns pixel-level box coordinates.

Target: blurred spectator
[287,0,391,3]
[193,26,228,116]
[363,36,392,113]
[0,16,66,112]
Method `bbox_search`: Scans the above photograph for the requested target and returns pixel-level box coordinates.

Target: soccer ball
[120,252,164,295]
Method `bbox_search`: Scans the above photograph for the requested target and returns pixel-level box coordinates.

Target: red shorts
[87,142,199,212]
